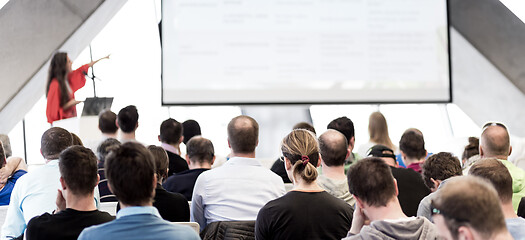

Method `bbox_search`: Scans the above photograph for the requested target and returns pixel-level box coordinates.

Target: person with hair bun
[255,129,353,240]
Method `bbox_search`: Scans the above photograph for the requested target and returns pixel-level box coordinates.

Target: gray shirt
[506,217,525,240]
[317,175,355,206]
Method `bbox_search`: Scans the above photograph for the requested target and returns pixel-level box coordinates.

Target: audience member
[2,127,73,239]
[357,112,397,159]
[78,142,199,240]
[159,118,189,176]
[191,115,285,231]
[0,134,12,158]
[71,133,84,146]
[432,176,513,240]
[163,136,214,201]
[146,145,189,222]
[327,116,362,171]
[182,119,201,145]
[117,105,139,143]
[317,129,355,205]
[479,122,525,211]
[343,157,437,239]
[417,152,462,221]
[256,129,353,240]
[462,137,480,174]
[271,121,316,183]
[96,138,121,202]
[98,110,118,139]
[25,146,113,240]
[0,141,27,205]
[469,158,525,239]
[399,129,427,173]
[367,144,430,217]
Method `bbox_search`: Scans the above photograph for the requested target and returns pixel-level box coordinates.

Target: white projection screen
[161,0,451,105]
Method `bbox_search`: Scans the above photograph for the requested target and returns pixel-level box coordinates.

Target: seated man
[96,138,121,202]
[343,157,437,239]
[79,142,199,240]
[0,141,27,206]
[191,115,285,231]
[432,176,513,240]
[163,136,215,201]
[469,158,525,239]
[367,144,430,217]
[2,127,73,239]
[317,129,355,205]
[417,152,462,221]
[25,146,114,239]
[117,105,140,143]
[159,118,189,176]
[327,117,362,171]
[399,129,427,173]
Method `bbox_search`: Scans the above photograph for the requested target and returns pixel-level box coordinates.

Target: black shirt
[163,168,209,201]
[391,166,431,217]
[270,158,292,183]
[256,191,353,240]
[25,208,114,240]
[166,151,189,177]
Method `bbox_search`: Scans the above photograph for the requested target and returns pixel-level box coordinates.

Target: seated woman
[0,141,28,205]
[255,129,353,240]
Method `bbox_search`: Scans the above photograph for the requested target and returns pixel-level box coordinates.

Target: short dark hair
[0,134,12,158]
[148,145,169,182]
[318,129,348,166]
[41,127,73,159]
[421,152,462,189]
[347,157,396,207]
[227,115,259,154]
[71,133,83,146]
[159,118,183,144]
[105,142,155,206]
[469,158,513,203]
[399,129,426,159]
[293,122,316,135]
[434,176,507,239]
[117,105,139,133]
[98,110,118,134]
[182,120,201,145]
[59,146,98,196]
[327,117,354,143]
[96,138,121,166]
[187,137,214,164]
[0,141,5,168]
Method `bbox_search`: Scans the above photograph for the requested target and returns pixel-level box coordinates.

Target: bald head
[319,129,348,166]
[480,125,511,159]
[227,115,259,154]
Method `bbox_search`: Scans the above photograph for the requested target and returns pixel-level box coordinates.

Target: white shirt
[190,157,285,230]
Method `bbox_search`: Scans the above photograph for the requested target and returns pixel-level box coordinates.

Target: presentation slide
[162,0,450,105]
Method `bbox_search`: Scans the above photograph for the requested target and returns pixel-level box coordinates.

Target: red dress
[46,64,89,124]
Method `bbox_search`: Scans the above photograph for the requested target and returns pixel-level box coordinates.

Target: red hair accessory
[301,155,310,166]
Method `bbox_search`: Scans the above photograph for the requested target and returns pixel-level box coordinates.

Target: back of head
[462,137,479,161]
[41,127,73,160]
[367,144,397,166]
[399,129,426,159]
[434,176,507,239]
[281,129,319,183]
[480,123,511,158]
[293,122,316,135]
[98,110,118,134]
[0,141,5,168]
[117,105,139,133]
[0,134,12,158]
[347,157,396,207]
[318,129,348,167]
[96,138,121,165]
[227,115,259,154]
[182,120,201,145]
[105,142,156,206]
[59,146,98,196]
[327,116,354,143]
[469,158,513,204]
[160,118,183,144]
[421,152,462,189]
[148,145,169,182]
[368,112,393,148]
[186,136,214,165]
[71,133,84,146]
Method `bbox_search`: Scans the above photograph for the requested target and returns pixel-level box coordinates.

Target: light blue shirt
[506,217,525,240]
[1,160,62,239]
[78,206,200,240]
[191,157,285,231]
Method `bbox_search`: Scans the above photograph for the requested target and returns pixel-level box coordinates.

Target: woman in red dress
[46,52,109,124]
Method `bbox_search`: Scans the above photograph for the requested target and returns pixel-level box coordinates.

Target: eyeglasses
[430,200,468,222]
[481,122,507,133]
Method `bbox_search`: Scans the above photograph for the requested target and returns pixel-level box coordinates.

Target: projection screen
[161,0,451,105]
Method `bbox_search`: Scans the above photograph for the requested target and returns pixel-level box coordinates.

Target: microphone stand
[88,45,103,98]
